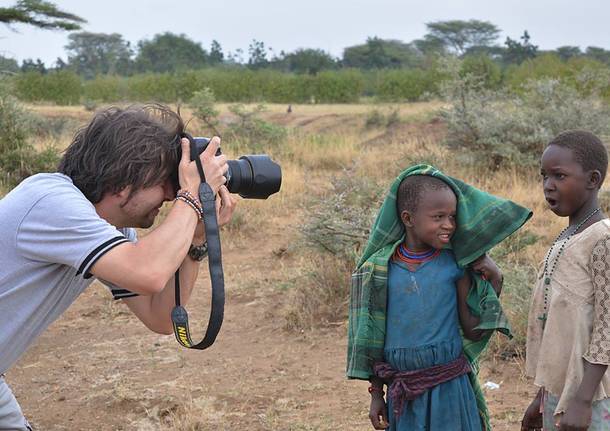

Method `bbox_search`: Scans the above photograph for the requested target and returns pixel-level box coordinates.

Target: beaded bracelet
[175,190,204,221]
[175,196,203,221]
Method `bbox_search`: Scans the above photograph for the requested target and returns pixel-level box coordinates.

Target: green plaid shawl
[346,164,532,430]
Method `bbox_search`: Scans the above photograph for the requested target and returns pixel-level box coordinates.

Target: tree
[209,40,224,65]
[424,19,500,56]
[585,46,610,65]
[66,32,132,78]
[343,37,422,69]
[282,48,336,74]
[247,39,269,69]
[503,30,538,64]
[0,55,19,74]
[20,57,45,73]
[0,0,85,30]
[555,46,582,61]
[135,32,208,73]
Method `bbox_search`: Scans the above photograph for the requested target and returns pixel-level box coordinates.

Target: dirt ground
[7,103,538,430]
[8,226,535,430]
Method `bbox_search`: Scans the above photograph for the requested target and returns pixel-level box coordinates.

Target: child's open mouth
[546,197,558,208]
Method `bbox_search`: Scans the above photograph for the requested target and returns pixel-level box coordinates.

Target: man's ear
[401,209,415,228]
[587,170,603,190]
[114,186,132,208]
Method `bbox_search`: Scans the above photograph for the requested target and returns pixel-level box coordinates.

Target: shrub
[441,66,610,168]
[224,104,287,153]
[0,84,59,188]
[285,170,383,329]
[14,71,81,104]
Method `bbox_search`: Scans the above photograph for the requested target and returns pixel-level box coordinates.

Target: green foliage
[224,104,287,152]
[460,54,502,89]
[374,68,440,101]
[66,32,133,78]
[0,0,85,31]
[286,170,383,329]
[441,62,610,168]
[0,83,59,187]
[487,230,540,356]
[83,74,128,102]
[343,37,423,69]
[0,55,19,74]
[300,172,382,260]
[135,32,208,73]
[502,30,538,65]
[14,70,81,104]
[189,87,220,135]
[424,19,500,55]
[281,48,337,75]
[247,39,269,69]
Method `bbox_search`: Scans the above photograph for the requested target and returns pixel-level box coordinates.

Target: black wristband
[188,242,208,261]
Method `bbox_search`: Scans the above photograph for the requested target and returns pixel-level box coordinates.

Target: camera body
[174,134,282,199]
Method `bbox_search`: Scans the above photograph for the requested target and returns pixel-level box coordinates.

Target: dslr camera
[173,133,282,199]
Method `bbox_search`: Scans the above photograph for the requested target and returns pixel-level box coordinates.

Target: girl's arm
[470,254,504,296]
[368,377,389,429]
[456,272,487,341]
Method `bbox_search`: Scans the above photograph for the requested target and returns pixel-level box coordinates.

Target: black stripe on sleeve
[77,236,129,278]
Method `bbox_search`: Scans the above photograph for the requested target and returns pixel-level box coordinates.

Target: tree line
[2,15,610,78]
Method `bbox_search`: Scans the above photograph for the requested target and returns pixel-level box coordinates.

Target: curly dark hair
[58,104,184,204]
[547,130,608,186]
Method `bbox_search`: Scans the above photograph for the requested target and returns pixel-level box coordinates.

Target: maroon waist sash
[374,354,471,417]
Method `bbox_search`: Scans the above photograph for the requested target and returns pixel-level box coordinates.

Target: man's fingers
[180,138,191,165]
[202,136,221,159]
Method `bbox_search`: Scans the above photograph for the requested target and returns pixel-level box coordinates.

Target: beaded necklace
[538,207,601,327]
[394,243,441,265]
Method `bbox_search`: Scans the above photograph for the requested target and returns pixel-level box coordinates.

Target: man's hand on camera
[178,136,228,196]
[216,185,237,227]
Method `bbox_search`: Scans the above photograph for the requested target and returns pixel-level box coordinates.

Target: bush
[375,68,439,101]
[441,65,610,168]
[0,84,60,188]
[224,104,287,153]
[285,170,383,329]
[14,71,81,104]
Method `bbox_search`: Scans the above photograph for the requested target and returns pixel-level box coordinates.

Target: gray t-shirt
[0,173,137,374]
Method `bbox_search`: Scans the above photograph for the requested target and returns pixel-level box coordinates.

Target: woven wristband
[175,195,203,221]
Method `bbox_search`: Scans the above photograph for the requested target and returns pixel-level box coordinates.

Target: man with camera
[0,104,237,430]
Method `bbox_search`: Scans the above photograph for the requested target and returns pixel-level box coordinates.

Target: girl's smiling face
[401,187,457,250]
[540,145,594,217]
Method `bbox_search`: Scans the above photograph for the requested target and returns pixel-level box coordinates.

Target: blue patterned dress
[385,249,482,431]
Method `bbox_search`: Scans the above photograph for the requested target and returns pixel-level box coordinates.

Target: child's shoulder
[581,219,610,243]
[575,219,610,256]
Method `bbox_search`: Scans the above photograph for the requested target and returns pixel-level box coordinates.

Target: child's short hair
[396,175,451,215]
[547,130,608,184]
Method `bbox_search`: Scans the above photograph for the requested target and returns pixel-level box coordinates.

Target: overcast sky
[1,0,609,66]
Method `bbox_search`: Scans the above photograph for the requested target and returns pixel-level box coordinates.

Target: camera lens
[227,155,282,199]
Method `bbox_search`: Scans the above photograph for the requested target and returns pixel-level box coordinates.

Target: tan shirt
[526,219,610,416]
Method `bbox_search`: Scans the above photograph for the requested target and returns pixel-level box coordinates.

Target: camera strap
[170,139,225,350]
